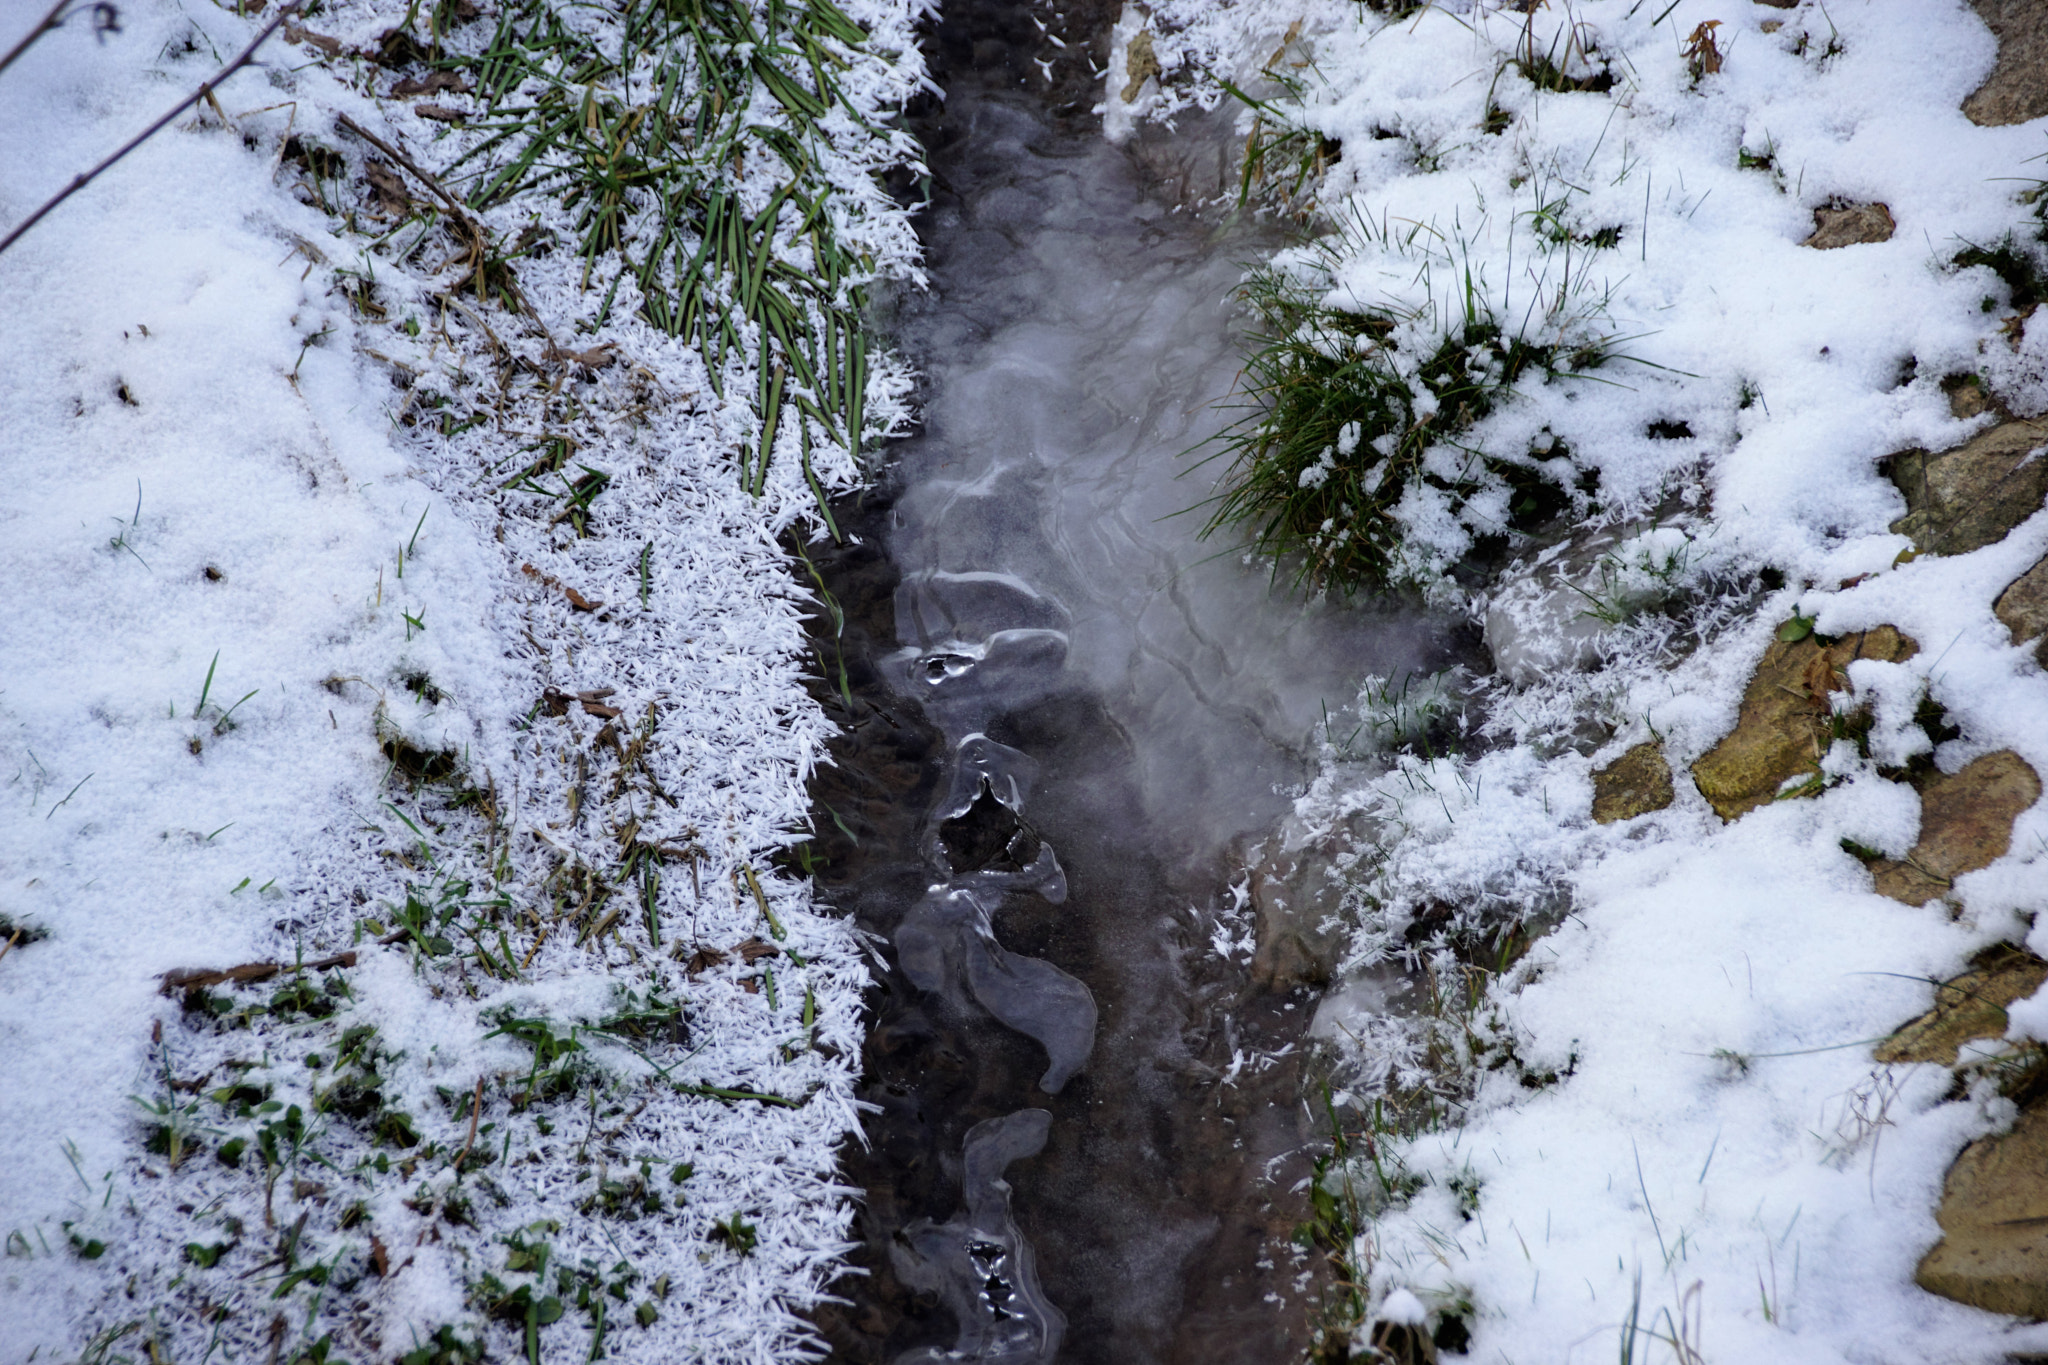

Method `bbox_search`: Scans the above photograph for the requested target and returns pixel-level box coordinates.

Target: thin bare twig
[0,4,301,258]
[0,0,73,83]
[0,928,23,967]
[334,112,476,224]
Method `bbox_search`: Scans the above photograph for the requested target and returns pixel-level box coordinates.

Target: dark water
[797,5,1467,1360]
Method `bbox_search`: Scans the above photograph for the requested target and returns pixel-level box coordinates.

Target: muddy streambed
[797,5,1469,1360]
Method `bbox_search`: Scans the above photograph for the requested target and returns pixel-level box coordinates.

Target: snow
[1115,0,2048,1359]
[0,0,929,1360]
[10,0,2048,1355]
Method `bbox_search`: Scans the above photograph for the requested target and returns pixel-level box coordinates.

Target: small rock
[1888,418,2048,557]
[1483,522,1687,687]
[1996,555,2048,668]
[1944,374,1996,421]
[1691,626,1917,821]
[1918,1104,2048,1317]
[1876,946,2048,1065]
[1366,1318,1438,1365]
[1591,742,1675,823]
[1250,844,1347,991]
[1964,0,2048,126]
[1121,30,1160,103]
[1871,751,2042,906]
[1801,201,1895,250]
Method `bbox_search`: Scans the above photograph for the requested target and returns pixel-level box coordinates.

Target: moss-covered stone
[1918,1104,2048,1317]
[1875,946,2048,1066]
[1964,0,2048,126]
[1995,555,2048,668]
[1590,742,1674,824]
[1690,626,1917,821]
[1888,418,2048,557]
[1871,751,2042,906]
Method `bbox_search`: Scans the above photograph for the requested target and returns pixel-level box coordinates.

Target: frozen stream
[803,4,1470,1360]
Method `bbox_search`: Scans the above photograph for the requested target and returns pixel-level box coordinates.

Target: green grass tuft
[1193,229,1622,593]
[416,0,876,502]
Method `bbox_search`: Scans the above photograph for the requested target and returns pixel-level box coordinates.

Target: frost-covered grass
[0,0,928,1360]
[1113,0,2048,1360]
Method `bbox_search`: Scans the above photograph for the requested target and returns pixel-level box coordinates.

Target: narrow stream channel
[798,5,1472,1359]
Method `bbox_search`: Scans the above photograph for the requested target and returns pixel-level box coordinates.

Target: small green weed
[106,480,148,567]
[1953,234,2048,313]
[1218,66,1342,220]
[576,1164,666,1220]
[132,1040,212,1171]
[1331,671,1463,758]
[708,1210,757,1254]
[397,1324,485,1365]
[192,651,260,737]
[1514,13,1615,94]
[1565,526,1696,626]
[484,1012,592,1106]
[484,987,684,1105]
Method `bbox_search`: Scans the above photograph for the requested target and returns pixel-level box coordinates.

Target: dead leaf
[159,965,271,995]
[413,104,466,123]
[391,72,470,98]
[370,1235,391,1278]
[1684,20,1723,78]
[1265,17,1303,71]
[540,684,621,718]
[736,937,780,963]
[372,27,432,68]
[544,341,619,371]
[1121,30,1160,103]
[365,161,410,216]
[575,688,620,717]
[283,23,344,56]
[523,563,605,614]
[685,945,729,977]
[1801,651,1839,703]
[158,952,356,996]
[2004,304,2038,350]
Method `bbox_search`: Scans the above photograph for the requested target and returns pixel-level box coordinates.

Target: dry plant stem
[0,3,300,257]
[0,0,73,84]
[339,113,552,356]
[455,1077,484,1171]
[0,928,21,966]
[334,111,475,224]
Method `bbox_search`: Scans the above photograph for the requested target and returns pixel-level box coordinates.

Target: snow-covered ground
[1114,1,2048,1360]
[0,1,928,1360]
[12,0,2048,1359]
